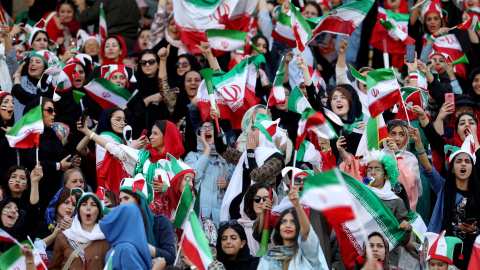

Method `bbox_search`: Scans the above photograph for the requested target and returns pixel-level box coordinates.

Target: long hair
[387,123,410,151]
[272,208,300,252]
[455,112,478,138]
[442,153,480,236]
[136,49,160,79]
[243,182,270,220]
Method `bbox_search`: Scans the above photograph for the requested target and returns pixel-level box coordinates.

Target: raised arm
[409,125,432,171]
[195,41,219,71]
[290,186,310,240]
[29,163,43,205]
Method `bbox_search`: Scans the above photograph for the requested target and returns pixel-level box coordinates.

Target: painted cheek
[2,210,8,215]
[21,182,26,186]
[8,180,14,184]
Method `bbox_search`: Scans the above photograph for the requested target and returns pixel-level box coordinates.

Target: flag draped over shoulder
[366,68,401,118]
[355,114,389,157]
[303,169,356,224]
[173,0,257,54]
[206,29,247,56]
[6,100,44,149]
[333,172,408,270]
[197,54,264,129]
[84,78,132,109]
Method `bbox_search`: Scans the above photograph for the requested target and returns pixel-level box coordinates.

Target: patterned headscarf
[52,122,70,145]
[45,188,76,232]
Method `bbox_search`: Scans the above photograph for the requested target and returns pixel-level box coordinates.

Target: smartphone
[445,93,455,110]
[64,217,73,222]
[341,130,349,150]
[141,129,148,137]
[465,218,476,225]
[67,156,78,162]
[81,109,89,128]
[69,38,77,52]
[20,17,28,26]
[406,44,415,63]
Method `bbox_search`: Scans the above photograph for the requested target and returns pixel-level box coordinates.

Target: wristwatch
[247,153,256,159]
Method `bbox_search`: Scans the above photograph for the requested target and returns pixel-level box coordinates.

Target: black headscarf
[216,224,260,270]
[0,198,23,252]
[467,67,480,106]
[96,107,124,139]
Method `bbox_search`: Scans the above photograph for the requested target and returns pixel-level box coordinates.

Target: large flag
[173,181,194,229]
[0,239,46,270]
[84,78,132,109]
[469,235,480,270]
[288,86,311,114]
[425,33,466,79]
[268,57,286,106]
[366,68,401,118]
[457,15,480,31]
[180,210,214,270]
[272,12,297,48]
[303,169,356,224]
[355,114,389,157]
[99,3,107,39]
[206,29,247,56]
[296,108,337,150]
[290,3,313,52]
[394,86,429,122]
[197,54,264,129]
[296,140,322,170]
[334,172,408,269]
[55,63,76,92]
[173,0,257,54]
[0,229,20,245]
[6,99,44,148]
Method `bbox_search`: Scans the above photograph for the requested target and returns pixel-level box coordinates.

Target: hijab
[100,35,127,66]
[0,198,21,252]
[216,224,260,270]
[45,188,75,232]
[196,121,229,179]
[96,107,124,141]
[467,67,480,106]
[235,105,266,152]
[143,120,184,163]
[361,232,393,270]
[327,84,363,125]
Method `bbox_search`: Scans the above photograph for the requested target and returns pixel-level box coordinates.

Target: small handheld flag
[199,68,220,132]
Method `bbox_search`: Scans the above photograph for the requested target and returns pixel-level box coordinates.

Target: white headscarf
[63,216,105,243]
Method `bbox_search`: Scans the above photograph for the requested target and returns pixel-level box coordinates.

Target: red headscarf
[145,120,185,163]
[100,35,127,66]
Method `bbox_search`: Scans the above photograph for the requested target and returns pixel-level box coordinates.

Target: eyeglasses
[387,119,408,126]
[176,61,190,68]
[219,219,238,228]
[198,126,214,131]
[366,167,383,174]
[294,177,305,185]
[253,196,268,203]
[391,185,403,194]
[139,59,157,67]
[84,43,98,49]
[455,106,474,112]
[43,107,56,115]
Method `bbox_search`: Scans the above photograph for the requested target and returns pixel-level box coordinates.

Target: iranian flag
[366,68,401,118]
[288,86,311,114]
[0,239,46,270]
[300,66,326,93]
[0,3,13,26]
[84,78,132,109]
[197,54,263,129]
[290,2,313,52]
[333,172,408,270]
[173,0,257,54]
[296,108,337,150]
[0,229,20,245]
[206,29,247,56]
[457,15,480,31]
[308,0,374,42]
[173,180,194,229]
[55,63,76,92]
[469,236,480,270]
[103,250,114,270]
[179,210,214,270]
[99,3,107,39]
[268,57,286,106]
[6,99,44,148]
[303,168,356,224]
[296,140,322,170]
[272,12,297,48]
[355,114,389,157]
[395,86,429,122]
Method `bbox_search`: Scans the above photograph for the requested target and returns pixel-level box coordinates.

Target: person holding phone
[42,0,81,51]
[411,124,480,269]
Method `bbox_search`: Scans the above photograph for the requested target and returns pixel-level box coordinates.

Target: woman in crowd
[118,174,176,264]
[185,120,236,226]
[86,35,127,82]
[43,0,81,48]
[100,203,152,269]
[413,124,480,268]
[1,166,40,212]
[237,182,278,255]
[28,20,51,51]
[0,92,16,179]
[50,193,109,269]
[77,30,102,64]
[424,230,463,270]
[61,168,90,192]
[257,186,329,269]
[216,221,260,270]
[353,231,402,270]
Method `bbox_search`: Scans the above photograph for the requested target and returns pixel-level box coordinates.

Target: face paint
[2,210,8,215]
[70,196,74,203]
[1,105,7,110]
[21,183,26,186]
[8,180,14,184]
[74,72,81,79]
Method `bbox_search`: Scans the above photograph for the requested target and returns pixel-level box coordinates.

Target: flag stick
[0,10,5,25]
[410,0,427,10]
[256,187,273,256]
[36,143,39,165]
[173,216,188,266]
[248,41,262,54]
[298,0,306,11]
[291,150,298,187]
[382,38,389,69]
[27,236,48,270]
[449,26,457,30]
[398,88,411,125]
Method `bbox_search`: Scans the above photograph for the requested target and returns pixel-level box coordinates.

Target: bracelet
[409,71,419,80]
[25,260,34,264]
[394,151,401,155]
[415,144,424,152]
[89,132,96,140]
[56,162,62,171]
[417,149,426,155]
[12,74,20,79]
[396,156,403,160]
[236,48,244,55]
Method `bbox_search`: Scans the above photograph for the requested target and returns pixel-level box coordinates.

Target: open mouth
[86,214,92,220]
[7,213,15,221]
[461,168,467,174]
[205,133,212,139]
[336,104,344,110]
[14,184,20,189]
[7,110,13,116]
[30,67,37,73]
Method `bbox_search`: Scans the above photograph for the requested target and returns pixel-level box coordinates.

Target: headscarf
[196,121,229,181]
[235,105,266,151]
[216,224,260,270]
[361,232,393,270]
[467,67,480,106]
[164,16,189,56]
[100,35,127,66]
[45,188,75,232]
[0,198,21,252]
[327,84,363,126]
[96,107,124,140]
[142,120,184,163]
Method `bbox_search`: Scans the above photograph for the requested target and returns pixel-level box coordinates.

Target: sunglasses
[219,219,238,228]
[139,59,157,67]
[294,177,305,185]
[198,126,214,131]
[176,61,189,68]
[253,196,268,203]
[387,119,408,126]
[43,107,56,115]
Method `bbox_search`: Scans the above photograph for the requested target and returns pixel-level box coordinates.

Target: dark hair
[272,208,300,248]
[105,190,117,205]
[455,112,478,137]
[137,49,160,77]
[57,0,75,13]
[422,13,445,35]
[135,203,150,240]
[304,1,322,16]
[96,107,123,136]
[250,35,270,59]
[118,189,142,205]
[77,194,103,224]
[42,97,55,109]
[4,166,31,197]
[55,188,77,220]
[153,120,167,135]
[243,182,270,220]
[31,30,50,46]
[178,70,202,100]
[216,223,249,261]
[328,86,353,115]
[196,120,214,135]
[103,36,123,51]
